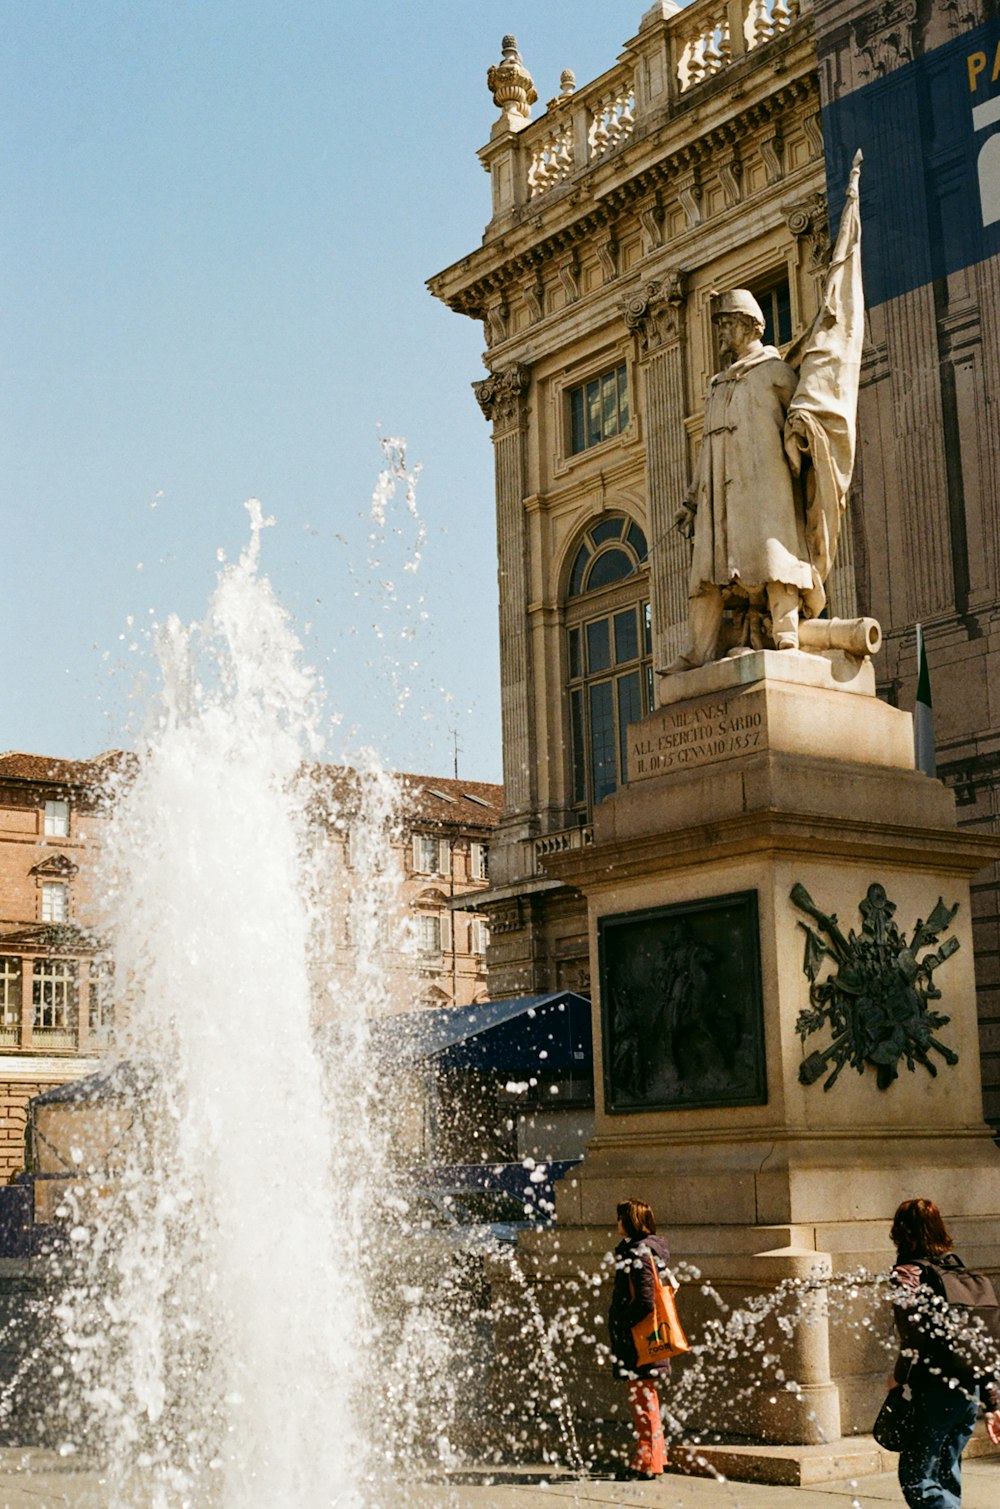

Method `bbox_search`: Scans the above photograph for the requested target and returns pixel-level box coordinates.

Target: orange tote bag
[630,1258,690,1368]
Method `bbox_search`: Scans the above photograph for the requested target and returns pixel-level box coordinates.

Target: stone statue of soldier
[668,289,825,671]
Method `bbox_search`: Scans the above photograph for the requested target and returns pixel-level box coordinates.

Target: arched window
[565,515,651,813]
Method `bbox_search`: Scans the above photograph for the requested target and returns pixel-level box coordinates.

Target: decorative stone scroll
[718,152,744,209]
[622,271,687,354]
[473,363,531,428]
[786,191,830,277]
[792,881,961,1091]
[558,254,581,303]
[523,273,545,325]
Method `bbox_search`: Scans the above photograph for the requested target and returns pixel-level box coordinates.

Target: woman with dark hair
[607,1197,672,1480]
[888,1197,1000,1508]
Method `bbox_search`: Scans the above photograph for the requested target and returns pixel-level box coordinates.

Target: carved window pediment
[30,853,78,878]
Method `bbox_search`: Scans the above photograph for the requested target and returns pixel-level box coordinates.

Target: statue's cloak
[687,347,823,611]
[785,152,865,584]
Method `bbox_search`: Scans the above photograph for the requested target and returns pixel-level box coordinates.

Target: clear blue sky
[3,3,655,783]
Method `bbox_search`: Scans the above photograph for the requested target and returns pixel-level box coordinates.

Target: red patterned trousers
[628,1379,667,1475]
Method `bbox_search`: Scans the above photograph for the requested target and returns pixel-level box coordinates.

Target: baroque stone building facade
[429,0,1000,1123]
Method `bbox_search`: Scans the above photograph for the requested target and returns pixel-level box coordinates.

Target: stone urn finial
[560,69,576,97]
[487,35,537,129]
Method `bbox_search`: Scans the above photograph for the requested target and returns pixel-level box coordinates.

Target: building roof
[0,751,127,789]
[313,763,504,832]
[397,770,504,828]
[0,750,502,830]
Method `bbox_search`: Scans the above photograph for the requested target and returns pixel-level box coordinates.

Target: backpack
[909,1254,1000,1386]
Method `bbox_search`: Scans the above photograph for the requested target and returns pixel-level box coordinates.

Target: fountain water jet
[50,501,397,1507]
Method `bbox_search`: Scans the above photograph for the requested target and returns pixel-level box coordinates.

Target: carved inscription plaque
[629,692,765,780]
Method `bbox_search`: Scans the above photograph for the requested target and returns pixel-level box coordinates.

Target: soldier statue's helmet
[711,289,766,329]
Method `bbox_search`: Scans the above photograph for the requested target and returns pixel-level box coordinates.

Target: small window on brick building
[568,363,629,454]
[0,958,21,1026]
[412,833,448,875]
[33,959,77,1029]
[41,882,68,923]
[470,842,488,881]
[44,799,69,837]
[89,960,115,1035]
[417,913,443,955]
[471,917,490,956]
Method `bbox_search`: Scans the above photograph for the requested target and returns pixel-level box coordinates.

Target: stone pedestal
[495,652,1000,1474]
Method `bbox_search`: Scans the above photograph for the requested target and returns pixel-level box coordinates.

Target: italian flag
[914,624,936,778]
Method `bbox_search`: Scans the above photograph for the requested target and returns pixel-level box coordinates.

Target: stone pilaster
[622,273,690,673]
[884,285,955,618]
[855,68,953,621]
[473,363,535,818]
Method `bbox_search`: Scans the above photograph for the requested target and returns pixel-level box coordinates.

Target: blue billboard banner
[822,20,1000,307]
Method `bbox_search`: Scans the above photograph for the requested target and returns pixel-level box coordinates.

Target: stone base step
[669,1429,1000,1486]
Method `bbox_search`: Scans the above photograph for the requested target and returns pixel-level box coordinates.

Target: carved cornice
[622,272,688,354]
[486,298,510,347]
[523,272,545,324]
[718,151,744,209]
[558,252,581,303]
[638,193,665,252]
[675,165,703,228]
[853,0,918,81]
[802,109,824,161]
[596,233,620,282]
[760,130,785,187]
[473,362,531,428]
[433,74,821,322]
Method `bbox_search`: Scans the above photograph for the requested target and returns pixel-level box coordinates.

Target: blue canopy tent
[373,991,594,1221]
[374,989,593,1075]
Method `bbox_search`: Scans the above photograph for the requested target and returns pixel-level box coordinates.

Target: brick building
[0,752,113,1180]
[0,750,503,1180]
[314,765,503,1016]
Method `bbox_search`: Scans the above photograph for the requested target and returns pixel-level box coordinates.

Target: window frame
[41,881,69,923]
[563,515,652,818]
[567,362,630,456]
[0,958,21,1027]
[32,958,78,1031]
[412,832,447,876]
[44,799,69,838]
[416,911,452,956]
[553,344,637,475]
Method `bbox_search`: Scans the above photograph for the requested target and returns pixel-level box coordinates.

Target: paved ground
[0,1454,998,1508]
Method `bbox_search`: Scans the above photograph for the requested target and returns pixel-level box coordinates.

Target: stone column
[622,273,690,677]
[473,362,535,827]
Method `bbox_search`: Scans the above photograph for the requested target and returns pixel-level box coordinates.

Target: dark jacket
[608,1232,673,1380]
[892,1257,1000,1410]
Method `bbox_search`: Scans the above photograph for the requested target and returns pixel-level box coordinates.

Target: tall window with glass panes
[565,515,651,815]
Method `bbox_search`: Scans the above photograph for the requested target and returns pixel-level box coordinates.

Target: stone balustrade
[528,120,575,197]
[493,0,806,217]
[674,0,799,94]
[533,825,594,867]
[587,82,637,161]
